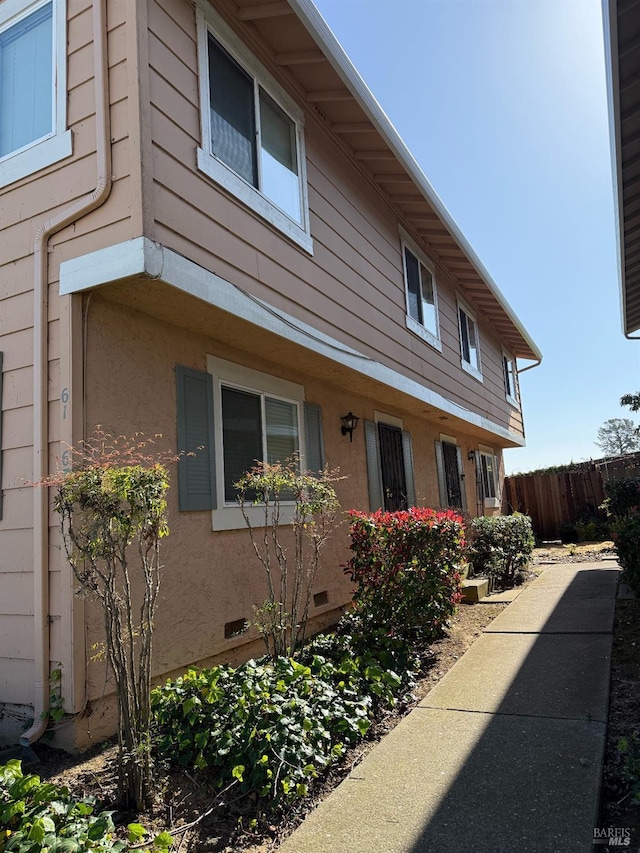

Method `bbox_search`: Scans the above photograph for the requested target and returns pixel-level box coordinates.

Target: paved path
[279,562,620,853]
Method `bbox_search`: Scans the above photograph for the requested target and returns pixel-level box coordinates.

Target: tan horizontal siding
[1,407,33,451]
[0,615,34,659]
[2,447,33,489]
[0,658,34,705]
[0,573,34,615]
[139,0,523,436]
[0,529,33,571]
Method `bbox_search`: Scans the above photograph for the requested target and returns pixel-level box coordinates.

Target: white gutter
[22,0,112,746]
[288,0,542,363]
[602,0,640,339]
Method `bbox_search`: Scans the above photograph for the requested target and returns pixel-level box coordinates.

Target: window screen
[208,34,257,187]
[404,247,423,325]
[265,396,298,464]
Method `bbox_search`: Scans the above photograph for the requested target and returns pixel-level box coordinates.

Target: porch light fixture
[340,412,360,442]
[468,450,476,462]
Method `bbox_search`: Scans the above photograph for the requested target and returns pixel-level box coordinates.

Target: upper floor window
[196,3,312,253]
[502,351,519,407]
[0,0,71,188]
[458,302,482,381]
[400,229,441,351]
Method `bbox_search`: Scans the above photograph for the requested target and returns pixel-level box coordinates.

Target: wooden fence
[502,468,606,541]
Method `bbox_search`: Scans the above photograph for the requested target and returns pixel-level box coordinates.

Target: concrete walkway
[279,562,620,853]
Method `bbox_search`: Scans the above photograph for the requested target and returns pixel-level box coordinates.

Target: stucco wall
[64,294,497,746]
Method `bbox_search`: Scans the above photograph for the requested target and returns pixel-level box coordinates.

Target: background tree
[596,418,640,456]
[621,392,640,414]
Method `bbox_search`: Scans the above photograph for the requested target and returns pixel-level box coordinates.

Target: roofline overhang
[602,0,640,338]
[288,0,542,363]
[59,237,527,447]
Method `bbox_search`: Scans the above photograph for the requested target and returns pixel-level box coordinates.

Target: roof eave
[288,0,542,362]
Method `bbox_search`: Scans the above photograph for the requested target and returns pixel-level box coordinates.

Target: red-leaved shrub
[344,507,464,640]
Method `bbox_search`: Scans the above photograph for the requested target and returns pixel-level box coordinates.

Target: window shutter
[434,440,447,507]
[365,419,383,511]
[0,351,3,520]
[304,401,324,474]
[456,446,468,511]
[401,430,416,508]
[176,365,216,511]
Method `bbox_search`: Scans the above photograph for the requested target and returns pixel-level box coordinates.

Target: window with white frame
[0,0,71,187]
[502,351,519,407]
[221,385,300,503]
[208,357,308,529]
[458,302,482,380]
[176,360,325,530]
[196,3,312,252]
[400,229,441,350]
[478,448,497,500]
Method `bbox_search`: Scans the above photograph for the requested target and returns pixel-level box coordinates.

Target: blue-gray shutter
[0,351,3,520]
[176,365,216,511]
[304,401,325,474]
[456,445,468,511]
[401,430,416,508]
[365,419,383,511]
[435,440,447,507]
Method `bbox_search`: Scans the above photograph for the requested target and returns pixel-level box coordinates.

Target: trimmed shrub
[343,508,464,640]
[613,515,640,594]
[467,514,534,586]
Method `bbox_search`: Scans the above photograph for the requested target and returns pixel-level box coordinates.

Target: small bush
[558,521,579,544]
[152,656,377,813]
[613,515,640,594]
[575,517,611,542]
[344,508,464,640]
[467,514,534,586]
[604,478,640,519]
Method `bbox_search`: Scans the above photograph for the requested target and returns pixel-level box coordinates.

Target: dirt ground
[26,543,636,851]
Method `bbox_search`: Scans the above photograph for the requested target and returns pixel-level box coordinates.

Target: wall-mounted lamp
[340,412,360,442]
[468,449,477,462]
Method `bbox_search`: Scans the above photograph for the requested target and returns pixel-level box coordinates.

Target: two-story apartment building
[0,0,541,748]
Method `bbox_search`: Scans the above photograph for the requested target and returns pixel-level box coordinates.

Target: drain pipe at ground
[21,0,112,746]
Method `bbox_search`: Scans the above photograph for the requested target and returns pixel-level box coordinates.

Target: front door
[378,423,407,511]
[442,441,463,508]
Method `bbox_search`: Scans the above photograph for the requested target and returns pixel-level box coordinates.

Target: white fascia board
[59,237,525,446]
[602,0,630,335]
[288,0,542,363]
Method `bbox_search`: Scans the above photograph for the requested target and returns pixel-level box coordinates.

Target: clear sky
[312,0,640,474]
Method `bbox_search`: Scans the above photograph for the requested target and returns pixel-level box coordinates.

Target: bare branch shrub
[235,459,342,659]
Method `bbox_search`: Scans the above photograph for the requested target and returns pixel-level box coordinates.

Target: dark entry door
[378,423,407,511]
[442,441,463,508]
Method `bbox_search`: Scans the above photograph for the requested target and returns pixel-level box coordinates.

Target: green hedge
[467,514,534,585]
[343,508,464,640]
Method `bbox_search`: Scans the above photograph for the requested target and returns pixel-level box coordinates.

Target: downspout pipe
[517,357,542,374]
[22,0,112,746]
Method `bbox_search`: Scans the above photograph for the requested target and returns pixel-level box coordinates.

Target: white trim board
[59,237,526,447]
